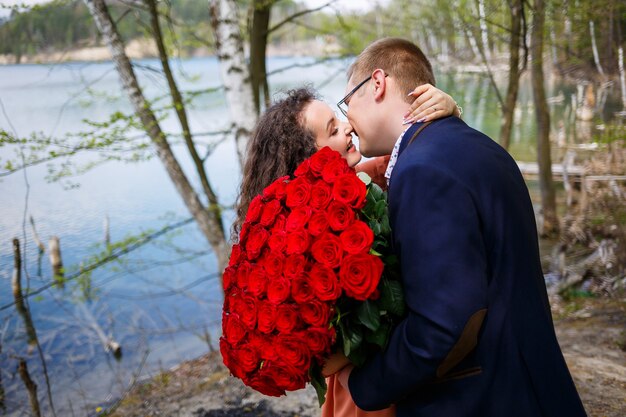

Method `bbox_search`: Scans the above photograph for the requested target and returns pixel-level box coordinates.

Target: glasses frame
[336,75,372,117]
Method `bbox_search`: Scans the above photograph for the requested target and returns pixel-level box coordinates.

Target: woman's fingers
[406,96,442,123]
[404,83,434,118]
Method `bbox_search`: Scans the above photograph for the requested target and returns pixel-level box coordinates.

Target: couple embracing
[233,38,587,417]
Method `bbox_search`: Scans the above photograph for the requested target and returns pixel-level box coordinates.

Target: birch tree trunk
[531,0,559,236]
[209,0,257,166]
[477,0,491,61]
[589,21,605,76]
[617,46,626,110]
[83,0,230,274]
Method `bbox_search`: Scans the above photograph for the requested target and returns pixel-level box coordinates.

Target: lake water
[0,56,622,416]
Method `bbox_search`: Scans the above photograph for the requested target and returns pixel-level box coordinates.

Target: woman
[233,85,460,417]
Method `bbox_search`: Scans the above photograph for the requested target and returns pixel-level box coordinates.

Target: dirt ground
[108,296,626,417]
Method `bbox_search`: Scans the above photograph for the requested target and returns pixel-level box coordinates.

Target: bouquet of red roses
[220,147,405,405]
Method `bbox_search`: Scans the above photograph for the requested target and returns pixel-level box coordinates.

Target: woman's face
[302,100,362,167]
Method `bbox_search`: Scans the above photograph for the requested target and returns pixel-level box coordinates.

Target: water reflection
[0,57,623,416]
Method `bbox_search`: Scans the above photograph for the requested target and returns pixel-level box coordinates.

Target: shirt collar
[384,123,413,186]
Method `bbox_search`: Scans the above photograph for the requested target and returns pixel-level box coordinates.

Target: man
[336,38,586,417]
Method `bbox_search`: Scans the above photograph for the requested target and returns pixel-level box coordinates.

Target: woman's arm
[403,84,462,124]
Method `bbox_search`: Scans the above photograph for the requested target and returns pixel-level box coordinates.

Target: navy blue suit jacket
[348,117,586,417]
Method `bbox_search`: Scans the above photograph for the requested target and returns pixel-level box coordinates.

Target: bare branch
[268,0,336,34]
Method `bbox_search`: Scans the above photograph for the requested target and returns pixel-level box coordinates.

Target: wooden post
[29,216,45,253]
[48,236,63,284]
[13,238,38,347]
[18,359,41,417]
[12,238,22,301]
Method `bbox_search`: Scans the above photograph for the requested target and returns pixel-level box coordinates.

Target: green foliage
[333,180,406,368]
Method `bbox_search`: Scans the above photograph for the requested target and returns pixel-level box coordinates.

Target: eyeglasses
[336,75,372,117]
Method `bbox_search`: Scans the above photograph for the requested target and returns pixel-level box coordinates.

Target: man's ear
[371,69,387,101]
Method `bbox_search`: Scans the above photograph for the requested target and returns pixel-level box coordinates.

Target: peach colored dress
[321,374,396,417]
[321,155,396,417]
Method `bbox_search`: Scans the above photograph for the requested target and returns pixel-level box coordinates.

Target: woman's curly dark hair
[232,88,318,241]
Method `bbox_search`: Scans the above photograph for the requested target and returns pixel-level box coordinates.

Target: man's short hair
[348,38,435,103]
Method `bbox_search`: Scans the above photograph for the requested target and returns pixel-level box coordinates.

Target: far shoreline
[0,38,346,66]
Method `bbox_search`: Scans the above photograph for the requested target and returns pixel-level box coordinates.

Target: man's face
[344,75,378,157]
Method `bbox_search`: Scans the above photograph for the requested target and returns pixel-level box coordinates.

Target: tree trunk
[617,46,626,110]
[146,0,226,241]
[589,21,605,77]
[477,0,491,61]
[84,0,230,274]
[499,0,523,150]
[250,0,273,113]
[531,0,559,236]
[209,0,257,165]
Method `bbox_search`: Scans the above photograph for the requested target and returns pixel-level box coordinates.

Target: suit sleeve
[348,163,489,411]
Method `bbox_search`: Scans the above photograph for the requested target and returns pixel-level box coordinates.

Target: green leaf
[309,362,328,407]
[369,183,384,201]
[366,321,391,349]
[380,279,406,317]
[357,300,380,331]
[375,200,386,218]
[342,325,363,357]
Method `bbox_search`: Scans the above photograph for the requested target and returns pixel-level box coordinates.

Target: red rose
[267,275,291,304]
[332,173,367,209]
[263,176,289,201]
[285,228,310,255]
[284,254,307,279]
[308,210,329,236]
[308,264,342,301]
[340,220,374,254]
[257,301,277,334]
[245,195,263,223]
[268,230,287,253]
[229,244,242,266]
[233,344,260,373]
[248,367,286,397]
[220,338,246,380]
[275,303,301,332]
[232,294,257,329]
[236,261,250,289]
[239,222,250,245]
[286,206,313,232]
[294,158,311,178]
[260,199,283,227]
[322,158,352,183]
[275,334,311,369]
[247,263,267,297]
[291,274,315,303]
[271,214,287,233]
[245,224,270,260]
[327,201,356,231]
[300,299,332,327]
[248,333,277,361]
[339,253,384,300]
[223,313,247,345]
[223,265,236,291]
[310,181,332,210]
[223,286,241,312]
[299,327,335,357]
[285,177,311,208]
[254,361,305,393]
[309,147,340,177]
[310,233,343,269]
[259,250,285,278]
